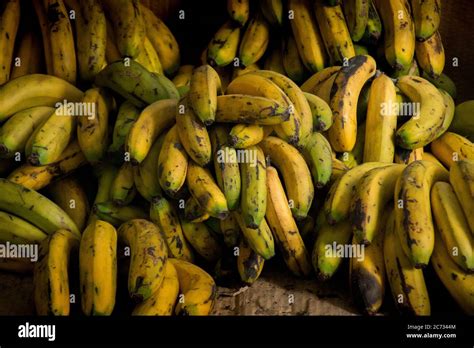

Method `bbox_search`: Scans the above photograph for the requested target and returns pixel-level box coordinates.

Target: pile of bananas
[0,0,472,316]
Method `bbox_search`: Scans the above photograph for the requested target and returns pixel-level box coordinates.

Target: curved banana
[302,132,333,189]
[188,65,222,125]
[238,12,269,67]
[207,21,241,67]
[80,220,117,315]
[229,124,271,148]
[411,0,441,41]
[237,237,265,284]
[328,55,377,152]
[172,65,194,89]
[431,132,474,168]
[10,30,43,79]
[133,136,164,202]
[118,219,167,301]
[415,31,445,78]
[303,93,333,132]
[282,34,307,84]
[135,37,163,74]
[0,0,20,84]
[301,66,341,94]
[344,0,370,42]
[450,160,474,235]
[234,212,275,260]
[394,160,449,268]
[110,162,136,206]
[180,218,222,262]
[227,0,249,26]
[94,202,147,227]
[108,101,141,162]
[184,196,210,223]
[260,0,283,26]
[0,211,47,244]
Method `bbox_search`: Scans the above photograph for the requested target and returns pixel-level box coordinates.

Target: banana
[431,132,474,168]
[33,0,53,75]
[135,37,163,75]
[173,65,194,89]
[234,212,275,260]
[301,66,341,94]
[101,0,145,59]
[394,160,449,268]
[150,196,194,262]
[0,74,83,122]
[302,132,333,189]
[288,0,327,73]
[354,43,369,56]
[331,157,349,181]
[260,136,314,220]
[396,75,446,149]
[211,126,241,210]
[219,214,240,247]
[415,31,445,78]
[0,0,20,84]
[108,102,140,162]
[184,196,210,223]
[110,162,136,206]
[375,0,415,70]
[303,93,333,132]
[327,55,377,152]
[411,0,441,41]
[48,177,89,232]
[390,58,420,78]
[450,101,474,139]
[227,72,300,145]
[431,182,474,272]
[0,106,54,158]
[169,258,216,315]
[394,147,424,164]
[34,229,79,315]
[239,12,270,67]
[227,0,249,26]
[44,0,77,83]
[207,21,241,67]
[325,162,389,224]
[344,0,370,42]
[229,124,272,148]
[118,219,168,301]
[215,95,291,125]
[177,99,212,165]
[237,237,265,284]
[260,0,283,26]
[363,73,397,162]
[434,89,455,139]
[180,218,222,262]
[313,72,338,104]
[77,88,114,163]
[11,30,43,79]
[0,179,80,236]
[94,202,147,227]
[351,164,405,244]
[140,4,180,75]
[266,166,311,276]
[133,136,164,202]
[74,0,106,81]
[263,44,286,75]
[88,164,117,224]
[350,215,386,315]
[95,60,179,108]
[315,1,356,64]
[312,218,353,280]
[282,34,307,84]
[450,160,474,235]
[384,211,431,315]
[132,262,179,315]
[233,63,260,80]
[158,125,188,198]
[127,98,177,164]
[423,72,457,100]
[431,230,474,315]
[0,211,47,244]
[187,161,229,219]
[422,151,444,167]
[80,220,117,315]
[105,17,121,63]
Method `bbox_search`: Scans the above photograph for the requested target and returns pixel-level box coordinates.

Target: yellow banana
[136,37,164,75]
[180,218,222,262]
[384,211,431,315]
[288,0,327,73]
[415,31,445,78]
[94,202,147,227]
[0,211,47,244]
[282,34,307,84]
[80,220,117,315]
[108,101,141,162]
[450,160,474,235]
[302,132,333,189]
[394,147,424,164]
[344,0,370,42]
[411,0,441,41]
[300,66,341,94]
[158,125,188,198]
[169,258,216,316]
[363,73,397,162]
[435,89,455,139]
[394,160,449,268]
[421,151,444,167]
[150,196,194,262]
[234,212,275,260]
[260,0,284,26]
[33,0,53,75]
[187,161,229,219]
[314,1,356,65]
[127,98,177,164]
[431,132,474,169]
[132,262,179,316]
[118,219,167,301]
[184,196,210,223]
[232,63,260,80]
[177,98,212,165]
[303,92,333,132]
[227,0,249,26]
[110,162,136,206]
[207,21,241,67]
[351,164,405,244]
[88,164,117,224]
[237,237,265,284]
[172,65,194,89]
[328,55,377,152]
[0,0,20,85]
[229,124,271,149]
[11,30,43,79]
[431,182,474,272]
[239,12,270,67]
[133,136,164,202]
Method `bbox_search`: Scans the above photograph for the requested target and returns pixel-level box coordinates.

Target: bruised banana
[266,166,311,276]
[207,21,241,67]
[0,0,20,85]
[110,162,136,206]
[150,196,194,262]
[229,124,271,148]
[411,0,441,41]
[184,196,210,223]
[415,31,445,78]
[34,229,79,315]
[238,12,269,67]
[118,219,167,301]
[133,136,164,202]
[302,132,333,189]
[180,218,222,262]
[0,211,47,244]
[80,220,117,316]
[94,202,147,227]
[234,212,275,260]
[394,160,449,268]
[169,258,216,316]
[237,237,265,284]
[450,160,474,235]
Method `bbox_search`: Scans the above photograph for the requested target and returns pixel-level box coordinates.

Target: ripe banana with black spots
[234,212,275,260]
[94,202,147,227]
[431,132,474,168]
[150,196,194,262]
[394,160,449,268]
[237,237,265,284]
[110,162,136,206]
[0,211,47,244]
[0,0,20,85]
[227,0,249,26]
[239,12,269,67]
[411,0,441,41]
[188,65,222,125]
[80,220,117,315]
[301,66,341,94]
[34,229,79,315]
[328,55,377,152]
[229,124,272,148]
[133,136,163,202]
[184,196,210,223]
[180,218,222,262]
[118,219,167,301]
[207,21,241,67]
[344,0,370,42]
[303,93,333,132]
[302,132,333,189]
[450,160,474,235]
[415,31,445,78]
[361,0,382,45]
